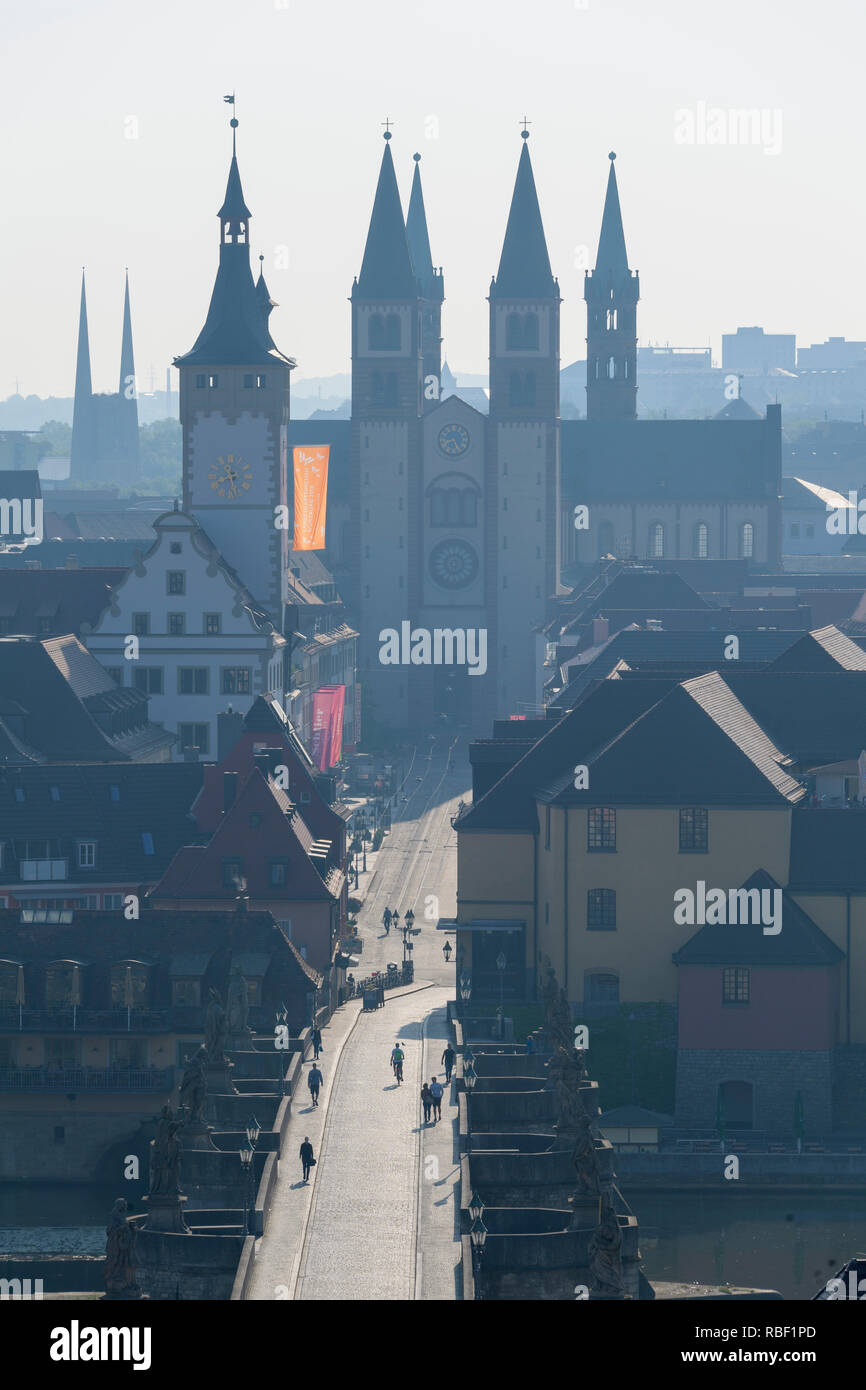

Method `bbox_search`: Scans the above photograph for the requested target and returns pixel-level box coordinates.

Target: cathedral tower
[585,152,639,421]
[351,131,424,733]
[70,271,95,477]
[405,153,444,404]
[175,117,294,621]
[488,129,561,715]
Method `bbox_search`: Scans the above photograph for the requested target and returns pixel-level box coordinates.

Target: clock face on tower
[208,454,253,499]
[437,422,470,458]
[429,538,478,590]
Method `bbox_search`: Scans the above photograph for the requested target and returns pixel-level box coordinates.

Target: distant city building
[722,326,796,374]
[796,337,866,370]
[70,272,141,484]
[637,345,713,372]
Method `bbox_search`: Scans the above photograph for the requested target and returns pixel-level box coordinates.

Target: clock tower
[176,117,295,622]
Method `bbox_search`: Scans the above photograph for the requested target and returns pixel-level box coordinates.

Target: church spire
[585,152,639,421]
[356,133,417,300]
[493,131,555,299]
[70,270,94,478]
[119,270,135,396]
[175,116,290,367]
[406,153,436,300]
[594,151,630,285]
[255,253,276,325]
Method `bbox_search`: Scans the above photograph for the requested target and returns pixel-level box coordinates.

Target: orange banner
[292,445,329,551]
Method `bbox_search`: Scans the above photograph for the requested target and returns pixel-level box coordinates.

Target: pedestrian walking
[311,1026,322,1060]
[308,1062,323,1107]
[300,1136,315,1183]
[383,907,392,934]
[429,1076,443,1121]
[421,1082,433,1123]
[441,1045,456,1082]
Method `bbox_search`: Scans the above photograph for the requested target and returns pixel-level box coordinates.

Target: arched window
[607,356,616,380]
[429,480,479,528]
[110,961,149,1010]
[368,314,386,350]
[693,522,708,559]
[446,488,462,525]
[384,313,401,350]
[649,522,664,558]
[740,522,754,559]
[505,312,539,350]
[594,357,600,380]
[585,971,619,1004]
[522,312,539,349]
[597,521,615,559]
[606,308,618,331]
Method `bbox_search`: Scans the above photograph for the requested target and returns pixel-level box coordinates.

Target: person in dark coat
[300,1137,315,1183]
[311,1026,322,1060]
[420,1083,433,1123]
[308,1063,323,1107]
[441,1045,456,1082]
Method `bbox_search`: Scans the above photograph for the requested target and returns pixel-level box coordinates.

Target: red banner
[311,685,346,771]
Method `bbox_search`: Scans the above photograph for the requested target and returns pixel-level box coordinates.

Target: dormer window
[77,841,97,869]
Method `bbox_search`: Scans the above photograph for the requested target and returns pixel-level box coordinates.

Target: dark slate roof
[550,628,801,707]
[673,870,843,967]
[766,625,866,673]
[714,395,762,420]
[561,417,779,502]
[0,763,204,886]
[406,157,437,299]
[593,157,630,283]
[355,141,418,300]
[788,808,866,892]
[0,568,124,637]
[547,674,804,808]
[0,635,173,763]
[242,693,314,770]
[0,469,41,501]
[723,671,866,767]
[174,238,292,367]
[459,676,678,831]
[218,151,252,221]
[493,140,556,299]
[0,541,143,570]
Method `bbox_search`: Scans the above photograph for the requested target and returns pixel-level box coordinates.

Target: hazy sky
[5,0,865,397]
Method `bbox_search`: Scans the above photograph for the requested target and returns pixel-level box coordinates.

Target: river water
[636,1193,866,1299]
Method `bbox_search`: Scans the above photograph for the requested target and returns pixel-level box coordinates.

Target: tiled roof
[723,671,866,767]
[673,870,843,967]
[766,625,866,672]
[788,808,866,892]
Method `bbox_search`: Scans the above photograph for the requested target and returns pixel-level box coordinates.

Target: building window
[110,1036,147,1067]
[222,667,251,695]
[77,842,96,869]
[805,524,814,539]
[587,888,616,930]
[679,807,708,852]
[722,967,750,1005]
[649,522,664,558]
[740,522,754,559]
[178,667,209,695]
[172,979,200,1007]
[269,860,289,887]
[693,522,708,559]
[508,370,537,408]
[195,374,207,388]
[204,613,221,635]
[506,311,539,351]
[170,542,182,554]
[368,313,401,351]
[104,894,124,910]
[371,371,399,408]
[178,722,209,755]
[587,807,616,851]
[132,613,150,636]
[50,786,61,802]
[790,523,800,538]
[110,962,149,1009]
[168,613,186,636]
[167,571,186,596]
[45,964,77,1007]
[133,667,163,695]
[208,375,219,389]
[585,971,619,1004]
[430,486,478,528]
[222,857,244,888]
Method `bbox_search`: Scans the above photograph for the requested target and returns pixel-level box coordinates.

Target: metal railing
[0,1066,174,1091]
[0,1004,276,1034]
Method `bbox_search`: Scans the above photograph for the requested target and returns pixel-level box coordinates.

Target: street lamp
[469,1214,488,1299]
[468,1190,486,1223]
[458,972,472,1005]
[240,1116,260,1236]
[463,1060,478,1091]
[405,907,415,932]
[496,951,507,1039]
[442,940,452,963]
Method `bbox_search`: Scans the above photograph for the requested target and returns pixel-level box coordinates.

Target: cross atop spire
[520,116,532,139]
[382,116,394,140]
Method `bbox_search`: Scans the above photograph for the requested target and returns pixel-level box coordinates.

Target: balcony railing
[19,859,68,881]
[0,1004,278,1034]
[0,1066,174,1091]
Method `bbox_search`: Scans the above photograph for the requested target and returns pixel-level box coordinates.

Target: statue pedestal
[179,1119,217,1151]
[142,1194,189,1233]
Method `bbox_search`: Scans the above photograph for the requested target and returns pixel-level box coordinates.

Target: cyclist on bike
[383,907,392,934]
[390,1042,405,1084]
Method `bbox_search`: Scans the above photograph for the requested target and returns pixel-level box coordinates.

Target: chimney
[217,707,244,762]
[182,745,200,763]
[65,554,79,570]
[592,617,609,645]
[223,771,239,812]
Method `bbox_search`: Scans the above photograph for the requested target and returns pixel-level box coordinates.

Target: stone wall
[675,1049,832,1135]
